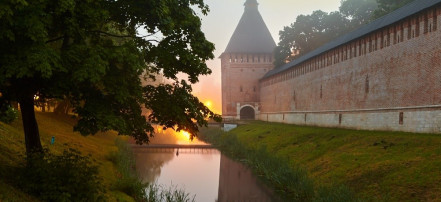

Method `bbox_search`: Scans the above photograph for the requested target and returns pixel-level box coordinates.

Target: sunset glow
[180,130,191,140]
[204,100,213,109]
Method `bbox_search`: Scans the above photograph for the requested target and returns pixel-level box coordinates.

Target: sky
[191,0,342,114]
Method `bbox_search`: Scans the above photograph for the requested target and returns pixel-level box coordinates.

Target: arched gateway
[240,106,255,120]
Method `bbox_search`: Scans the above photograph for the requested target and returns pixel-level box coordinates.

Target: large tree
[274,0,378,67]
[274,11,350,67]
[0,0,220,155]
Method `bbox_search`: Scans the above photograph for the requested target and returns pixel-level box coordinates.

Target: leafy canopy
[0,0,220,144]
[274,0,414,67]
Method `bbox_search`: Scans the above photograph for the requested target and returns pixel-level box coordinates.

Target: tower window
[240,86,243,92]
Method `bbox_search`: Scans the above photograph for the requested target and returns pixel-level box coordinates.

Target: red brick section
[221,53,274,117]
[260,6,441,114]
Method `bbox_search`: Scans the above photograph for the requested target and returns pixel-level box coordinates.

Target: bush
[17,149,105,202]
[0,105,18,123]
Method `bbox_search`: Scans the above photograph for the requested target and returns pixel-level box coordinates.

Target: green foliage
[275,0,415,67]
[145,80,221,141]
[339,0,378,26]
[372,0,414,19]
[17,149,105,201]
[274,10,351,67]
[0,104,17,123]
[274,0,378,67]
[0,0,219,154]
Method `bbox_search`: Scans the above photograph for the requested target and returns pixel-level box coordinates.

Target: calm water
[133,127,275,202]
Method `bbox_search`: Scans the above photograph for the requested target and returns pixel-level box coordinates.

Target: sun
[204,100,212,109]
[180,130,191,140]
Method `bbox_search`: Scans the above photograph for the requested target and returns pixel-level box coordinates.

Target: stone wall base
[258,108,441,134]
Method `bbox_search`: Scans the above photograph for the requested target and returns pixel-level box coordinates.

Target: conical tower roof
[223,0,276,54]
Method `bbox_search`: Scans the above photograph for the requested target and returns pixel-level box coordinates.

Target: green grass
[0,112,133,201]
[199,121,441,201]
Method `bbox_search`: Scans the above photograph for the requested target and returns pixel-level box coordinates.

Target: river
[132,126,276,202]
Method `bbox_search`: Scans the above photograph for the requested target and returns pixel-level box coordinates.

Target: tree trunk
[19,95,43,155]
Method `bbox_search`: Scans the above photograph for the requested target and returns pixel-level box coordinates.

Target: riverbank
[199,121,441,201]
[0,112,135,201]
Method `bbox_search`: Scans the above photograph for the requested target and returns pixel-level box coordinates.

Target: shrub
[17,149,105,201]
[0,105,18,123]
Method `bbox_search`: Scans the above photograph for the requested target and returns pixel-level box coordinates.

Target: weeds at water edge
[145,184,196,202]
[109,138,148,201]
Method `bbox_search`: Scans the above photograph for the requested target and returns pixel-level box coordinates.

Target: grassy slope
[202,121,441,201]
[0,112,134,201]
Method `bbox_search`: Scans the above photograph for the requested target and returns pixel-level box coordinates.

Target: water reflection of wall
[218,154,274,202]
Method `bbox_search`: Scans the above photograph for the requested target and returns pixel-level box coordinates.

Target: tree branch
[45,36,65,44]
[90,30,133,38]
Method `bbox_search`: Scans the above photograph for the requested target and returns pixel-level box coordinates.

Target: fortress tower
[220,0,276,120]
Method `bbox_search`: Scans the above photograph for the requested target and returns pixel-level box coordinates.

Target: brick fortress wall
[258,6,441,133]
